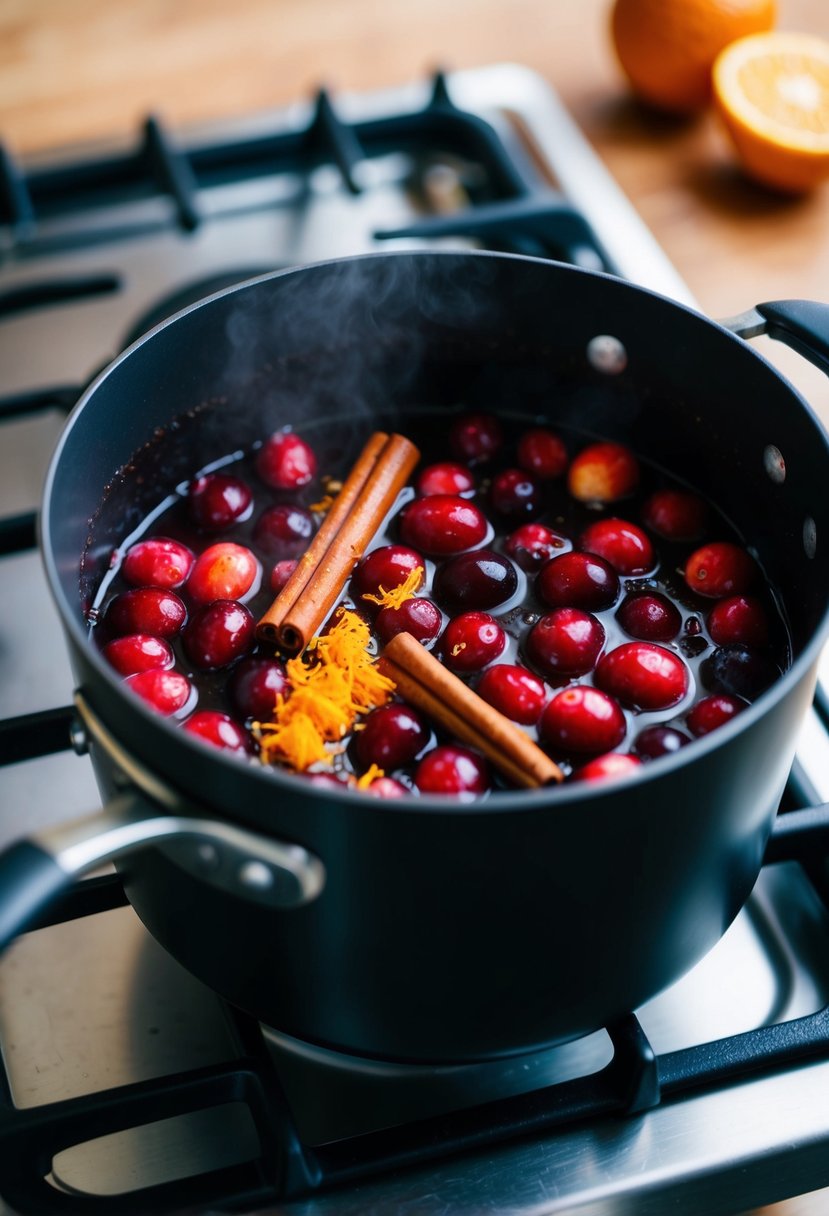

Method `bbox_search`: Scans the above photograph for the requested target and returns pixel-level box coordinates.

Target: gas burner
[122,267,280,346]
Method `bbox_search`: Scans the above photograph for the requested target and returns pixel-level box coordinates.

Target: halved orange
[713,31,829,192]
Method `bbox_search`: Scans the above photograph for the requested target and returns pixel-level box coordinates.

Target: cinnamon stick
[257,431,419,654]
[377,633,564,789]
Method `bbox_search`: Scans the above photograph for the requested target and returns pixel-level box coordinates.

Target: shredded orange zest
[309,493,335,514]
[355,763,385,789]
[361,566,423,610]
[450,642,466,656]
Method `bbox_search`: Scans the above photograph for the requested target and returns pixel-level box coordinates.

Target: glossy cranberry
[632,725,691,760]
[254,504,315,557]
[488,467,544,521]
[432,549,518,613]
[375,598,442,646]
[183,711,251,753]
[595,642,689,710]
[188,473,253,532]
[102,633,174,677]
[700,643,778,700]
[567,441,639,503]
[399,495,487,557]
[536,551,619,611]
[187,542,260,605]
[416,462,475,496]
[516,427,568,480]
[121,537,194,590]
[304,772,350,790]
[356,704,429,770]
[106,588,187,638]
[182,600,255,669]
[363,776,409,798]
[448,412,503,464]
[350,545,425,608]
[540,686,626,754]
[684,542,756,598]
[642,488,708,542]
[579,518,654,575]
[526,608,605,678]
[504,522,567,572]
[476,664,546,725]
[270,559,298,593]
[255,431,317,490]
[229,657,290,720]
[414,745,491,797]
[441,612,506,673]
[572,753,642,782]
[616,592,682,642]
[125,669,194,717]
[687,693,748,737]
[708,596,770,647]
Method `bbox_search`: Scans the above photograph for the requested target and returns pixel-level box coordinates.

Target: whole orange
[610,0,777,113]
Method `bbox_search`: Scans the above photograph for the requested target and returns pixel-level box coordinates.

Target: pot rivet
[587,335,627,374]
[803,517,817,559]
[763,445,786,483]
[239,859,274,889]
[195,842,220,871]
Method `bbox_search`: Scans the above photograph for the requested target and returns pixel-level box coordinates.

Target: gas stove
[2,64,829,1216]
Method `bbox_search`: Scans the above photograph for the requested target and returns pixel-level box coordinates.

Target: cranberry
[350,545,425,608]
[476,664,546,725]
[687,693,748,737]
[254,504,315,558]
[595,642,689,711]
[416,462,475,496]
[684,542,756,598]
[448,412,503,464]
[642,488,708,542]
[572,753,642,783]
[632,724,691,760]
[375,598,442,646]
[540,686,626,754]
[488,468,544,521]
[363,776,409,798]
[305,772,350,790]
[504,522,567,572]
[516,427,568,480]
[229,657,290,720]
[121,537,194,590]
[414,745,491,797]
[616,592,682,642]
[188,473,253,532]
[441,612,506,673]
[579,518,654,575]
[187,542,261,605]
[536,551,619,611]
[182,600,255,669]
[106,588,187,638]
[125,669,194,717]
[255,431,317,490]
[432,549,518,613]
[183,711,251,753]
[526,608,605,678]
[270,559,298,593]
[567,441,639,503]
[102,633,174,677]
[700,643,778,700]
[399,495,487,557]
[708,596,770,647]
[356,704,429,770]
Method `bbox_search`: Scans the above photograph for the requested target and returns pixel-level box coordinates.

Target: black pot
[2,251,829,1063]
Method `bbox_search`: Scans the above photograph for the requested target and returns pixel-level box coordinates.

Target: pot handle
[723,299,829,376]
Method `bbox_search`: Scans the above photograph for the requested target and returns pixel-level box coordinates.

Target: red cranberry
[632,725,691,760]
[188,473,253,532]
[684,542,756,598]
[540,686,626,754]
[476,664,546,725]
[375,597,442,646]
[416,462,475,496]
[572,753,642,782]
[448,413,503,464]
[700,643,778,700]
[255,432,317,490]
[363,776,409,798]
[356,704,429,770]
[229,657,290,720]
[595,642,689,710]
[642,489,708,542]
[399,495,487,557]
[687,693,748,737]
[414,745,491,797]
[122,537,194,590]
[182,600,255,669]
[568,441,639,503]
[102,633,174,677]
[579,518,654,575]
[432,549,518,613]
[708,596,770,647]
[106,588,187,638]
[350,545,425,608]
[489,468,544,521]
[517,427,567,480]
[504,522,567,572]
[441,612,506,673]
[526,608,605,678]
[187,542,261,605]
[536,551,619,611]
[254,504,315,558]
[616,592,682,642]
[183,711,251,753]
[270,559,298,593]
[125,669,194,717]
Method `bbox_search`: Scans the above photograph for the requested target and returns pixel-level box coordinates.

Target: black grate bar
[307,90,365,195]
[0,706,76,765]
[0,384,81,421]
[142,116,201,232]
[0,142,34,231]
[0,275,121,321]
[765,802,829,863]
[0,511,37,556]
[25,873,130,932]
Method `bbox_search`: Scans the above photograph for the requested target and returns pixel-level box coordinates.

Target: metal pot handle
[722,299,829,377]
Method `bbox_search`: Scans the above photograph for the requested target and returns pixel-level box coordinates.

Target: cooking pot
[2,251,829,1063]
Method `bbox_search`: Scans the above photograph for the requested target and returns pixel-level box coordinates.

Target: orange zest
[360,566,423,611]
